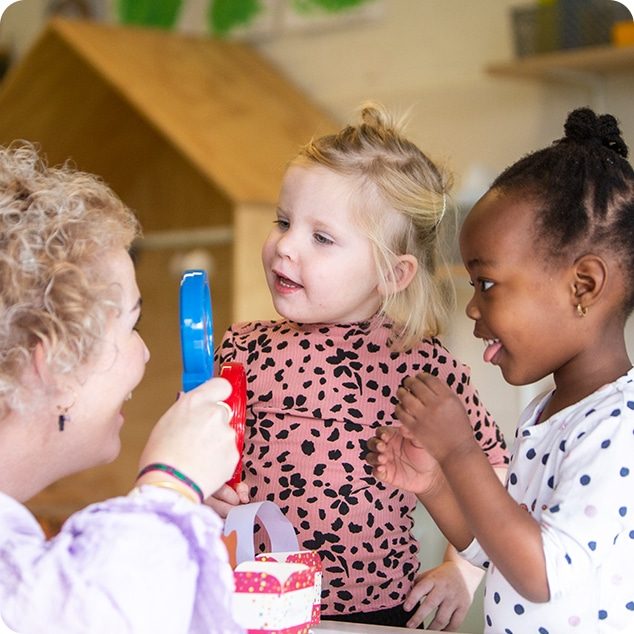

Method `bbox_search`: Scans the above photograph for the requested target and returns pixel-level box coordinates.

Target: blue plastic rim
[179,269,214,392]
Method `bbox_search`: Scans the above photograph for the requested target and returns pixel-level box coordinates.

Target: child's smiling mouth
[483,338,503,364]
[275,272,303,290]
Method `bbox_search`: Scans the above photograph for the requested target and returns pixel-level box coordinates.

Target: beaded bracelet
[136,463,204,503]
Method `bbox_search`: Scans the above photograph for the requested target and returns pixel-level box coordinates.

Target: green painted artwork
[116,0,184,29]
[293,0,371,12]
[116,0,376,36]
[208,0,262,35]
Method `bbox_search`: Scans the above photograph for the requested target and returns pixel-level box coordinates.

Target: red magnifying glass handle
[219,362,246,489]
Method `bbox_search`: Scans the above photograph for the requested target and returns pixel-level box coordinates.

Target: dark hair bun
[564,107,628,158]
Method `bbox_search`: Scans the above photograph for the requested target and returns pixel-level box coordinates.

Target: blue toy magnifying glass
[179,269,246,488]
[179,270,214,393]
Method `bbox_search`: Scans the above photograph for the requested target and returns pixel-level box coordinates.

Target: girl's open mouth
[483,338,503,363]
[275,273,302,290]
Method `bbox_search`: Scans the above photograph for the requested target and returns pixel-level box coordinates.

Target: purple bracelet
[136,463,204,503]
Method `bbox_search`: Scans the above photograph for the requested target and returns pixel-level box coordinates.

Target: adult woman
[0,142,242,634]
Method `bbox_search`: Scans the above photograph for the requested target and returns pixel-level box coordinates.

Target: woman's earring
[576,304,588,317]
[56,389,77,431]
[57,405,70,431]
[56,395,75,432]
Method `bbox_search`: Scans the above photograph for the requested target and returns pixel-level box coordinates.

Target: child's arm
[395,373,549,602]
[365,429,475,629]
[368,391,549,602]
[367,428,473,550]
[403,465,508,630]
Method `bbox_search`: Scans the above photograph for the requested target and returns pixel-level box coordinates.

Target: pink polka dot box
[234,559,317,634]
[226,502,322,634]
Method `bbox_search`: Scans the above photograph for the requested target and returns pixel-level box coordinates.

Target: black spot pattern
[216,318,508,616]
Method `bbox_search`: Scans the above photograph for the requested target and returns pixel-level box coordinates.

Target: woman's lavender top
[0,486,243,634]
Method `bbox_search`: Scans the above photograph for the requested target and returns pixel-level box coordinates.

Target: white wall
[254,0,633,192]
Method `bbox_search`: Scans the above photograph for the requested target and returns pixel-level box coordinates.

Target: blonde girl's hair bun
[358,101,407,137]
[360,102,391,129]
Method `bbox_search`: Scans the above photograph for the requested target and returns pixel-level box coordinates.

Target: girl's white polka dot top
[462,368,634,633]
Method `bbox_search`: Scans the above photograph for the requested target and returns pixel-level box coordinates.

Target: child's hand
[366,426,443,496]
[396,373,476,466]
[404,560,475,631]
[206,482,249,518]
[138,378,238,499]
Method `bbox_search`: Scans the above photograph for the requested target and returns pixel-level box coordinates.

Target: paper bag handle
[224,501,299,564]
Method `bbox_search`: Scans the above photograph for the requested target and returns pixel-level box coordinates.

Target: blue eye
[274,218,289,231]
[314,233,333,245]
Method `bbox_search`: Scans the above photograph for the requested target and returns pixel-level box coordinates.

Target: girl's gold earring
[576,304,588,318]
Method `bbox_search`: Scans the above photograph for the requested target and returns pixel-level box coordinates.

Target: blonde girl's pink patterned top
[216,317,508,617]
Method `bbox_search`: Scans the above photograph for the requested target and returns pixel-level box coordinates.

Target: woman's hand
[138,377,239,498]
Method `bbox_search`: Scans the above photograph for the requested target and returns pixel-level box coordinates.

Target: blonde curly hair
[0,142,140,414]
[294,102,453,350]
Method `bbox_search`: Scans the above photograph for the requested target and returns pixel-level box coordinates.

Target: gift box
[234,561,315,634]
[256,551,322,625]
[224,501,322,634]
